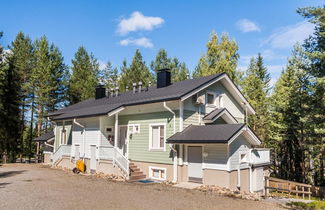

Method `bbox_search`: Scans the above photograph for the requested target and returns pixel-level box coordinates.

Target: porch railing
[52,145,71,165]
[113,147,129,178]
[98,145,114,160]
[250,148,270,165]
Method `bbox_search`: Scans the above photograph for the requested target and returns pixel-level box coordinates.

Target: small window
[149,124,165,150]
[149,167,166,180]
[240,153,248,163]
[206,92,215,105]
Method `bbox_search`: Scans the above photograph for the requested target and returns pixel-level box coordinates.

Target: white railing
[52,145,71,165]
[113,147,129,178]
[250,148,270,165]
[98,145,114,160]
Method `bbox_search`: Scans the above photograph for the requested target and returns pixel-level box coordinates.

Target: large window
[149,124,165,151]
[60,128,67,145]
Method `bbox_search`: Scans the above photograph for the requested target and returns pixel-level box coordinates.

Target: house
[33,130,55,163]
[48,69,270,193]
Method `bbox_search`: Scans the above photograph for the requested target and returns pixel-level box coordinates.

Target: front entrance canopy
[33,130,54,142]
[166,124,261,145]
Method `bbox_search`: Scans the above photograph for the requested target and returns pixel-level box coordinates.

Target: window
[240,153,248,163]
[216,94,224,108]
[149,167,166,180]
[60,128,67,145]
[149,124,165,150]
[129,124,140,134]
[105,127,113,134]
[206,92,215,105]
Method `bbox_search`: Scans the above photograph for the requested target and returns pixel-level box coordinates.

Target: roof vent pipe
[186,73,190,80]
[133,83,137,93]
[115,87,119,96]
[138,82,142,93]
[126,86,129,92]
[110,88,115,97]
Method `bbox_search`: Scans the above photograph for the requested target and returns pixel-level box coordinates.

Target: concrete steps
[129,162,146,181]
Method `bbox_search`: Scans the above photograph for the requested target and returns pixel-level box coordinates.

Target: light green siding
[184,110,200,128]
[54,121,72,151]
[119,111,179,164]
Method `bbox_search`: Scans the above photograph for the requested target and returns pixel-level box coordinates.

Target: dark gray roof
[166,124,245,144]
[50,73,225,120]
[34,131,54,141]
[203,108,225,120]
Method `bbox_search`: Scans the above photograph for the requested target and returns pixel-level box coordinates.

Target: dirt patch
[0,164,284,210]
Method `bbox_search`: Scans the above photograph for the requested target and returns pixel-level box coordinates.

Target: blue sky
[1,0,323,86]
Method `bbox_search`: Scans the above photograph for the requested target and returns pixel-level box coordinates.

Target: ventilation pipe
[126,86,129,92]
[133,83,137,93]
[110,88,114,97]
[163,101,177,183]
[115,86,119,96]
[138,82,142,93]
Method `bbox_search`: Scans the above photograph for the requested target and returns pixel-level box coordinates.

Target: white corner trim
[108,106,125,117]
[228,126,261,146]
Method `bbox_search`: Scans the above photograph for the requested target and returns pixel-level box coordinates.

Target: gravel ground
[0,164,284,210]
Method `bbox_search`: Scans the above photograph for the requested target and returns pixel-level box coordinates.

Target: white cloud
[119,37,154,48]
[117,11,164,35]
[263,21,314,49]
[236,19,261,32]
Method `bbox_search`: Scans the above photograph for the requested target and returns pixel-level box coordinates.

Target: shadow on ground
[0,183,10,188]
[0,170,26,178]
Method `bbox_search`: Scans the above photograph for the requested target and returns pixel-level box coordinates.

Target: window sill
[149,148,165,152]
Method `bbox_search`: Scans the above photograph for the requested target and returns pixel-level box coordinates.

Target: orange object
[76,159,85,173]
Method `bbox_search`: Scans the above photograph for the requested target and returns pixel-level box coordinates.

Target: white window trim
[59,128,67,146]
[149,166,167,181]
[148,123,166,151]
[206,91,216,107]
[128,124,140,134]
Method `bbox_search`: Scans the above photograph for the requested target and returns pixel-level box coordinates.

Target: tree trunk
[29,92,34,161]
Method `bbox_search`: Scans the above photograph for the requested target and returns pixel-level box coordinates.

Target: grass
[270,191,321,201]
[287,201,325,210]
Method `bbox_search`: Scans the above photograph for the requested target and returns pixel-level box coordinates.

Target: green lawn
[287,201,325,210]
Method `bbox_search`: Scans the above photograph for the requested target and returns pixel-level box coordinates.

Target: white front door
[188,146,203,183]
[118,126,128,157]
[90,145,96,171]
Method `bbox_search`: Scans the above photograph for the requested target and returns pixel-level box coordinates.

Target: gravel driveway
[0,164,283,210]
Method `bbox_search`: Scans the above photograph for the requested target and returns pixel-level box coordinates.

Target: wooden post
[302,186,305,199]
[288,183,291,197]
[265,177,269,197]
[296,186,298,198]
[308,187,311,200]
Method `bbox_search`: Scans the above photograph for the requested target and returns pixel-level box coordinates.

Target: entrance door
[118,126,128,157]
[188,146,203,183]
[90,145,96,172]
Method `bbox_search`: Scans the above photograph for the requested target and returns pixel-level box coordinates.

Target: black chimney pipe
[157,68,171,88]
[95,85,106,99]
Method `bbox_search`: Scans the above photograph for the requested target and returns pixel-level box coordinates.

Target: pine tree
[69,46,98,104]
[151,49,189,83]
[9,32,34,159]
[99,61,118,90]
[33,36,67,136]
[298,6,325,186]
[0,32,21,162]
[119,49,153,91]
[242,54,271,143]
[270,45,310,183]
[193,31,240,84]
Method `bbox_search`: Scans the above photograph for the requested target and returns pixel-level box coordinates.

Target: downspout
[163,101,178,183]
[74,119,86,161]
